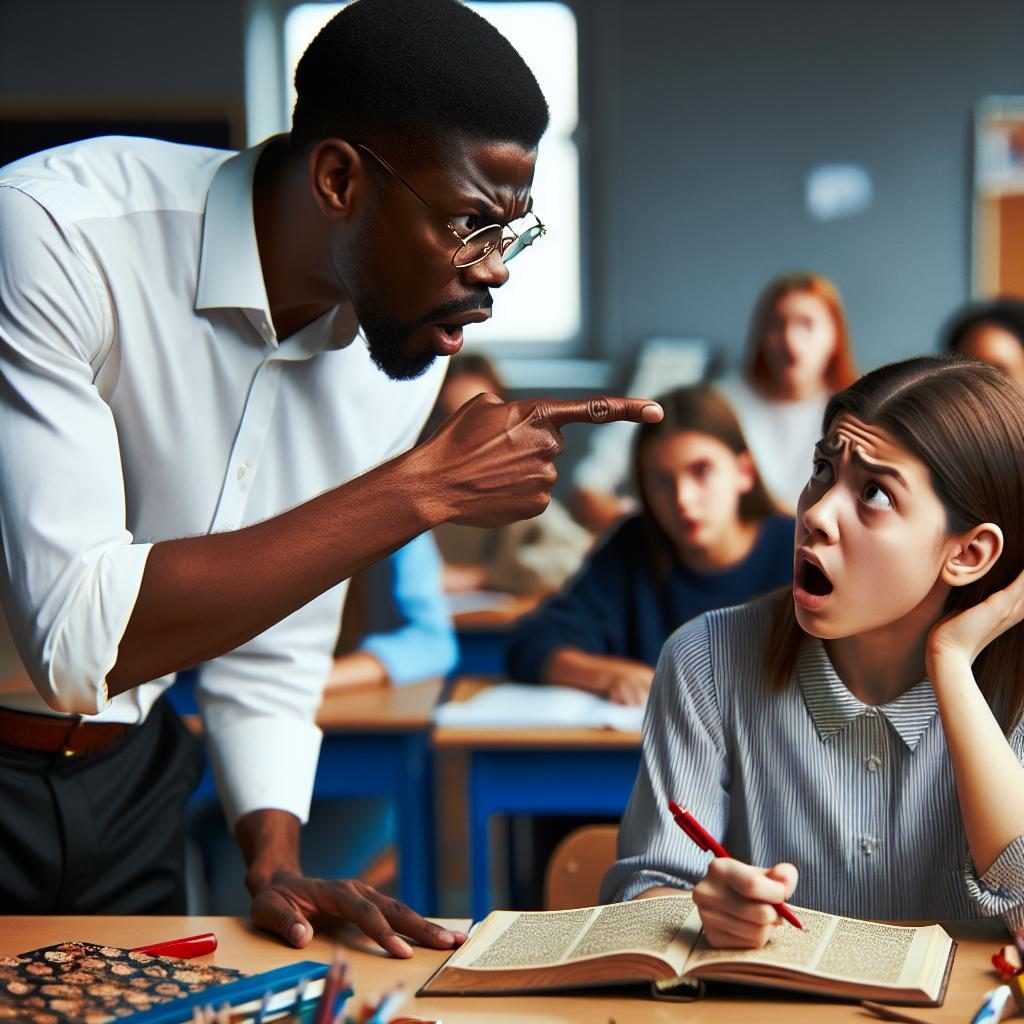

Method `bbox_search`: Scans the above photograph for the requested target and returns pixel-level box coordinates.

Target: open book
[432,683,645,732]
[418,895,956,1006]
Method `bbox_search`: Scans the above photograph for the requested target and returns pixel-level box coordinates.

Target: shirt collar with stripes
[796,638,938,751]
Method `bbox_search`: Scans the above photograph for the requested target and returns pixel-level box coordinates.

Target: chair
[543,824,619,910]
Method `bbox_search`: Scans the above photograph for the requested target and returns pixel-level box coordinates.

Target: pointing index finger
[538,396,664,429]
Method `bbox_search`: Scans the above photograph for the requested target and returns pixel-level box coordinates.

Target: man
[0,0,660,955]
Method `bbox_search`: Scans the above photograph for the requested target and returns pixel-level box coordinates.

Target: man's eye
[451,214,482,234]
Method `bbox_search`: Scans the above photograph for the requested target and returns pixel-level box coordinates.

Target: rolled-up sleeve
[600,613,729,903]
[195,586,348,829]
[963,717,1024,929]
[0,185,151,714]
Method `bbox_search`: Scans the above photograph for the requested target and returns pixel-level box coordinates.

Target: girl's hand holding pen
[692,857,800,950]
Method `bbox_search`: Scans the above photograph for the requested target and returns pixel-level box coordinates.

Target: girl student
[717,272,858,514]
[506,384,794,708]
[602,356,1024,944]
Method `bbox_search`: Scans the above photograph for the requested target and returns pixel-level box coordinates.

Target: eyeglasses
[356,143,546,269]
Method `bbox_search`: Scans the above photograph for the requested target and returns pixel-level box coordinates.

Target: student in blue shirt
[507,384,794,706]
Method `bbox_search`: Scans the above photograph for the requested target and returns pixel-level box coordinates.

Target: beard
[361,318,437,381]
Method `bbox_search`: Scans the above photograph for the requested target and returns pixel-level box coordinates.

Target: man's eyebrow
[814,437,841,456]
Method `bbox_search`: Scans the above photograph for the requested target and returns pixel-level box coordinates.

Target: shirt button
[865,755,882,772]
[861,838,875,855]
[236,464,248,480]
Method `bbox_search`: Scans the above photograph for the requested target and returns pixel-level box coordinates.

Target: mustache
[422,291,493,326]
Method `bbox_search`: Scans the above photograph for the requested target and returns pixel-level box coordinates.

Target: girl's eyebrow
[850,449,908,489]
[814,436,909,489]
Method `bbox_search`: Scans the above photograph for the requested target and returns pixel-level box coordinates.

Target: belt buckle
[62,716,84,757]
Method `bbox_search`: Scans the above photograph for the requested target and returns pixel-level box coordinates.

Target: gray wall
[583,0,1024,375]
[2,0,1022,376]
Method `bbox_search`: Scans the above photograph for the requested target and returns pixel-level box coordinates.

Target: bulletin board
[973,96,1024,299]
[0,98,246,167]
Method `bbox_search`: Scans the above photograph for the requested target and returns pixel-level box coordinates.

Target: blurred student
[717,272,858,514]
[567,272,857,531]
[506,385,794,707]
[329,532,457,690]
[942,297,1024,389]
[432,354,593,596]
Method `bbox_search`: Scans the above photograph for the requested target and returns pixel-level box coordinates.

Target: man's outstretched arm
[108,393,661,694]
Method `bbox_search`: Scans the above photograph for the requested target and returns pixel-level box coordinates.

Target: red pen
[667,800,803,930]
[131,933,218,959]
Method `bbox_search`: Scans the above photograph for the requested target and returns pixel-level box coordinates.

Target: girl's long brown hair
[766,355,1024,732]
[746,272,858,396]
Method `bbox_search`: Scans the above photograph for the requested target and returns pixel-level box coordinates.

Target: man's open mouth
[797,556,833,597]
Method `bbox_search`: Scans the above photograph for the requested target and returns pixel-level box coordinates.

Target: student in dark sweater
[506,384,795,705]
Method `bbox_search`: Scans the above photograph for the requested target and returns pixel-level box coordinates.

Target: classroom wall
[582,0,1024,374]
[2,0,1023,376]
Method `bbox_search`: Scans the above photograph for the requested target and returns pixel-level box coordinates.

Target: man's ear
[308,140,366,221]
[941,523,1004,588]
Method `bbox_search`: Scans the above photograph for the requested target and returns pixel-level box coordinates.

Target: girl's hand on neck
[925,567,1024,688]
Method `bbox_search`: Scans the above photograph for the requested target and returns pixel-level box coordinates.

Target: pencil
[860,1000,929,1024]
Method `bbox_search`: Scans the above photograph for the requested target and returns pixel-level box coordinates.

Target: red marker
[668,800,803,930]
[132,933,218,959]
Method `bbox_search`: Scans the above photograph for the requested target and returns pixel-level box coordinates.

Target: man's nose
[460,248,510,288]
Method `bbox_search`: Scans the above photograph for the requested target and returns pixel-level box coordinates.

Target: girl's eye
[862,482,893,510]
[451,213,483,235]
[809,458,833,485]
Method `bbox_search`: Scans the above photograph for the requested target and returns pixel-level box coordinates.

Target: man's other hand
[249,870,466,957]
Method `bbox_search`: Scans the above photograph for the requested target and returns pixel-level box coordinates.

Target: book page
[686,906,939,987]
[567,895,697,967]
[446,897,697,973]
[460,908,598,968]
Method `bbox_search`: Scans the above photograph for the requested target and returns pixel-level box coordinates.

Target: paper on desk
[432,683,645,731]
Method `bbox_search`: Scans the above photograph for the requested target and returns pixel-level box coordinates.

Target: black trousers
[0,698,204,913]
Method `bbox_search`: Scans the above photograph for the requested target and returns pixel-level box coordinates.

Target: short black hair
[292,0,550,152]
[942,298,1024,353]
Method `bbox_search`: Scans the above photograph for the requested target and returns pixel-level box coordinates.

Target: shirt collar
[194,137,358,355]
[796,638,939,751]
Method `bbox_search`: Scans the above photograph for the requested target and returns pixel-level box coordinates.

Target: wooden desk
[433,678,641,919]
[0,916,1005,1023]
[173,675,444,915]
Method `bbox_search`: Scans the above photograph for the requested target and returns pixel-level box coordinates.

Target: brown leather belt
[0,706,136,757]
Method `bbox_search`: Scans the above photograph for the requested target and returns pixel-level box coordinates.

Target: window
[247,1,580,348]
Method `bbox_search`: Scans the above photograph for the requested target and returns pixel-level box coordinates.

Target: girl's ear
[736,451,756,496]
[941,523,1004,589]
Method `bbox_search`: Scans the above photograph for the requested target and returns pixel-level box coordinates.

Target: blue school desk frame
[167,670,441,915]
[433,723,642,920]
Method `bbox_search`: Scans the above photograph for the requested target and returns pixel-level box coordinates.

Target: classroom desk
[178,676,444,916]
[433,678,642,920]
[0,916,1007,1023]
[450,592,541,675]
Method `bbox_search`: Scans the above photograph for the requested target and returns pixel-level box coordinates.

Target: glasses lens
[453,225,503,268]
[501,224,544,264]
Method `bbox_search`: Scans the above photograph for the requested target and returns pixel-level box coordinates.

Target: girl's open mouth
[794,554,834,611]
[798,558,833,597]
